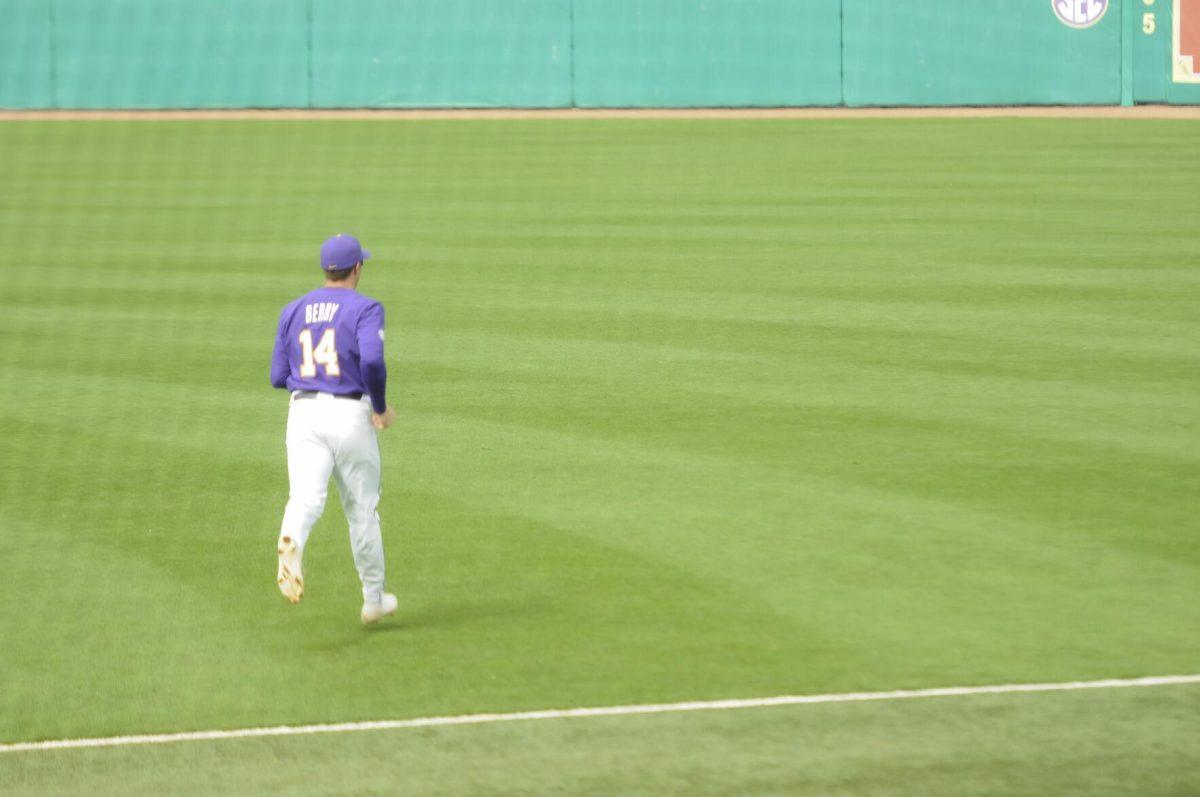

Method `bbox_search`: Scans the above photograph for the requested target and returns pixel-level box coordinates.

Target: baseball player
[269,233,397,624]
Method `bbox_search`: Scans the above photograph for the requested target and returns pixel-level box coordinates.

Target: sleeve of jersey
[270,307,291,389]
[357,302,388,414]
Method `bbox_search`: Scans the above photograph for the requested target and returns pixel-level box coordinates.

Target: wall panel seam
[306,0,315,108]
[48,0,58,109]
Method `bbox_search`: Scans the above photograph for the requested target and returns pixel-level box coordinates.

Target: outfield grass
[0,118,1197,794]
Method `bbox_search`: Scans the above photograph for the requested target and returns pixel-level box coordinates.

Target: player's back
[274,287,385,397]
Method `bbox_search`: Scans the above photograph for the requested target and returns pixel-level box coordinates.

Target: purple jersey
[270,287,388,413]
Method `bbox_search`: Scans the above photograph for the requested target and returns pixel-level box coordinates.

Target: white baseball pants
[279,392,386,603]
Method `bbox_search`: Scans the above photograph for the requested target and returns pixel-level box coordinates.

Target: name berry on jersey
[305,302,340,324]
[271,287,386,413]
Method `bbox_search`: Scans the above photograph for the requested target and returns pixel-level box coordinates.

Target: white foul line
[2,674,1198,755]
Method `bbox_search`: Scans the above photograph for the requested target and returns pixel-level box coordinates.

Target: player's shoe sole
[361,592,398,625]
[277,535,304,604]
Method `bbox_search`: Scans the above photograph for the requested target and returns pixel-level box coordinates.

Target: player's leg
[277,399,335,602]
[330,400,390,614]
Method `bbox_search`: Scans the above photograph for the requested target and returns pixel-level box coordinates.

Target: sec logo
[1052,0,1109,28]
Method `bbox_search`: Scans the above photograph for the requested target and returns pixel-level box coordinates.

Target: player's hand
[371,407,396,430]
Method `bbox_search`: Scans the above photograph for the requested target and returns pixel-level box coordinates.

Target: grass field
[0,118,1197,795]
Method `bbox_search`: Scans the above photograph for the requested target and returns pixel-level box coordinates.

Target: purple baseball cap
[320,233,371,271]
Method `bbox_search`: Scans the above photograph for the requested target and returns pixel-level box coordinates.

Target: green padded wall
[572,0,842,107]
[53,0,309,108]
[310,0,571,108]
[843,0,1123,106]
[2,0,1199,109]
[0,0,53,107]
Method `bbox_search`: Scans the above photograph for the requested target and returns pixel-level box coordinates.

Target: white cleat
[276,536,304,604]
[361,592,398,625]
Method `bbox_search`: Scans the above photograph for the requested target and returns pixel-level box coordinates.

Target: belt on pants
[292,390,363,401]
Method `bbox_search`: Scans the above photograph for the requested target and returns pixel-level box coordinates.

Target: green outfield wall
[843,1,1122,106]
[310,0,572,108]
[572,0,842,107]
[1,0,1198,108]
[52,0,310,108]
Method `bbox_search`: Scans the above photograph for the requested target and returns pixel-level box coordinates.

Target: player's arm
[270,307,291,389]
[358,302,393,428]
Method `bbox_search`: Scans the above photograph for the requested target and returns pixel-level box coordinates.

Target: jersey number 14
[298,329,340,377]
